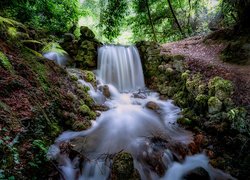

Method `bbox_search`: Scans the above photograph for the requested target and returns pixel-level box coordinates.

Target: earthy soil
[162,35,250,109]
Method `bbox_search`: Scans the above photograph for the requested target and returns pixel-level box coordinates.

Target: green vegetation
[1,0,249,43]
[0,51,14,72]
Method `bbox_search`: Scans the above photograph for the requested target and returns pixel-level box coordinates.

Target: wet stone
[146,101,160,110]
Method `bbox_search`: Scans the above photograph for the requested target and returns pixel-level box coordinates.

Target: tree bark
[144,0,158,42]
[167,0,185,36]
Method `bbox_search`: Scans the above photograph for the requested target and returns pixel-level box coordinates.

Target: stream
[46,45,235,180]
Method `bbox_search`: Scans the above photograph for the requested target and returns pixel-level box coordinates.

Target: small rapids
[48,45,235,180]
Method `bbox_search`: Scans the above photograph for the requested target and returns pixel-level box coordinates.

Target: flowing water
[48,45,235,180]
[43,44,69,66]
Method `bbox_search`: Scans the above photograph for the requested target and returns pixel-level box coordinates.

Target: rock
[184,167,210,180]
[83,70,95,83]
[177,117,192,125]
[111,152,137,180]
[78,104,90,114]
[63,33,75,42]
[80,26,95,39]
[208,96,222,114]
[208,76,233,101]
[132,93,146,99]
[103,85,111,98]
[181,70,190,81]
[173,59,185,72]
[146,101,160,110]
[75,40,98,68]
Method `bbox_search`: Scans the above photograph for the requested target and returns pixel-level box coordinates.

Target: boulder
[102,85,111,98]
[146,101,160,110]
[75,40,98,68]
[63,33,75,42]
[80,26,95,40]
[208,96,222,114]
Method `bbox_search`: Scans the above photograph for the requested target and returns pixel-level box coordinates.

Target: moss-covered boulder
[112,152,139,180]
[208,76,233,101]
[75,40,98,68]
[60,33,78,58]
[227,107,249,134]
[208,96,222,114]
[80,26,95,40]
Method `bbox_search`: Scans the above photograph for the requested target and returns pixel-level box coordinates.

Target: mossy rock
[208,76,233,100]
[112,152,136,180]
[83,70,95,83]
[208,96,222,114]
[173,91,188,106]
[227,107,249,134]
[181,70,190,81]
[186,74,203,96]
[80,26,95,39]
[78,104,91,114]
[177,117,192,125]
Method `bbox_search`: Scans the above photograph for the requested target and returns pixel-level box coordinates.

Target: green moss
[208,76,233,100]
[49,122,61,137]
[84,70,95,82]
[78,104,91,114]
[181,70,190,81]
[177,117,192,125]
[22,52,50,92]
[165,67,174,76]
[186,74,203,96]
[0,51,14,72]
[223,98,234,111]
[70,74,78,81]
[159,86,176,97]
[208,96,222,114]
[227,107,249,134]
[72,120,91,130]
[112,152,135,179]
[173,91,188,106]
[195,94,208,106]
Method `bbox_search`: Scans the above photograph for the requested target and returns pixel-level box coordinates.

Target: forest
[0,0,250,179]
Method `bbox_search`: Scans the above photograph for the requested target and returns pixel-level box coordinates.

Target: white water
[43,44,69,66]
[49,45,235,180]
[97,45,145,92]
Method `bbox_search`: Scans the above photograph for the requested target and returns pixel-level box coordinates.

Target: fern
[42,42,68,55]
[0,16,26,30]
[21,40,43,45]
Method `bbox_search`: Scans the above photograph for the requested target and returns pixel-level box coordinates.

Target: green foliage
[227,107,249,134]
[0,51,14,73]
[99,0,128,41]
[0,0,81,34]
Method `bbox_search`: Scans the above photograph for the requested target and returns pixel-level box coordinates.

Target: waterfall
[48,45,236,180]
[97,45,145,92]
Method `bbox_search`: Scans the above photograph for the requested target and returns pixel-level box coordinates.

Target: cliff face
[0,37,96,179]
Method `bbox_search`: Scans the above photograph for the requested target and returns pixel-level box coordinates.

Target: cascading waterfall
[97,45,145,92]
[48,45,235,180]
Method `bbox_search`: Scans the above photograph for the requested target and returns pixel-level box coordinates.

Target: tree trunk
[167,0,185,36]
[144,0,158,42]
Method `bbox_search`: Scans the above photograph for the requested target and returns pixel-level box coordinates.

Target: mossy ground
[0,33,96,179]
